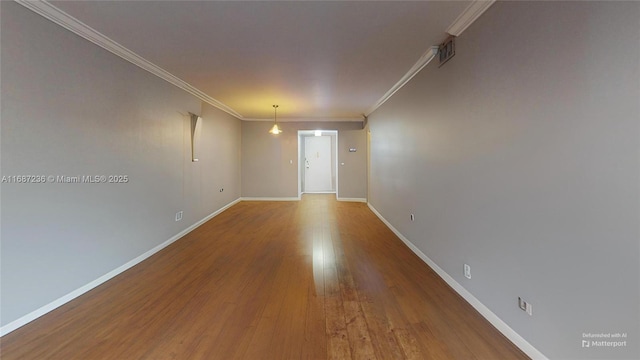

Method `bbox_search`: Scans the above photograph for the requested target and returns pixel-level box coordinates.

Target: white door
[304,136,332,192]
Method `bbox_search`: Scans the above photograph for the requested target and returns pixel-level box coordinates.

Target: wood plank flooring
[0,194,528,359]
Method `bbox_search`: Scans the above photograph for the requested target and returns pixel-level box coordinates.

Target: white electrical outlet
[518,297,526,311]
[175,211,183,221]
[518,297,533,316]
[464,264,471,279]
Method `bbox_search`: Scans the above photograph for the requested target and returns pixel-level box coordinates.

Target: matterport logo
[582,332,627,348]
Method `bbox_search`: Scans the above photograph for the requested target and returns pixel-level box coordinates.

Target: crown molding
[446,0,496,36]
[365,46,438,117]
[17,0,495,122]
[15,0,244,120]
[365,0,495,117]
[242,116,363,123]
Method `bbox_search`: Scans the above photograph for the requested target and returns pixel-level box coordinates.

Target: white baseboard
[240,197,300,201]
[366,203,547,360]
[337,197,367,203]
[0,198,241,337]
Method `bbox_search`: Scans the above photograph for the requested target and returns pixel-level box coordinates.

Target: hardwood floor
[0,194,528,359]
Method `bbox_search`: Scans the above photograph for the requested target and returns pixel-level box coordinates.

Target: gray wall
[0,2,241,327]
[242,121,366,199]
[367,2,639,359]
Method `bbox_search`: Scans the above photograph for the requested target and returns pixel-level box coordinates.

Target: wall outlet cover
[518,297,526,310]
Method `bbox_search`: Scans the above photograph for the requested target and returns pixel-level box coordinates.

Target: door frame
[298,130,338,197]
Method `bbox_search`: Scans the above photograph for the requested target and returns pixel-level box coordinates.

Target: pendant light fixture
[269,104,282,135]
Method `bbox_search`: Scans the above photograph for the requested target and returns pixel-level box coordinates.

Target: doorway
[298,130,337,195]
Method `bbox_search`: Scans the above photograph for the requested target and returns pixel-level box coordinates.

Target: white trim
[366,0,495,117]
[337,197,367,203]
[243,117,363,123]
[15,0,495,123]
[298,132,303,198]
[0,198,241,336]
[14,0,243,120]
[240,197,300,202]
[366,203,548,360]
[365,46,439,117]
[446,0,496,37]
[15,1,494,123]
[335,131,339,199]
[299,130,339,197]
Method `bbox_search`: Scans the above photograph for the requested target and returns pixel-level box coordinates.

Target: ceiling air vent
[438,36,456,67]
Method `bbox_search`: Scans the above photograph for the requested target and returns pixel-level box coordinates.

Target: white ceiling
[49,1,472,120]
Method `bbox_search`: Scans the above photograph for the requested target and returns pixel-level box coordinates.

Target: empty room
[1,1,638,359]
